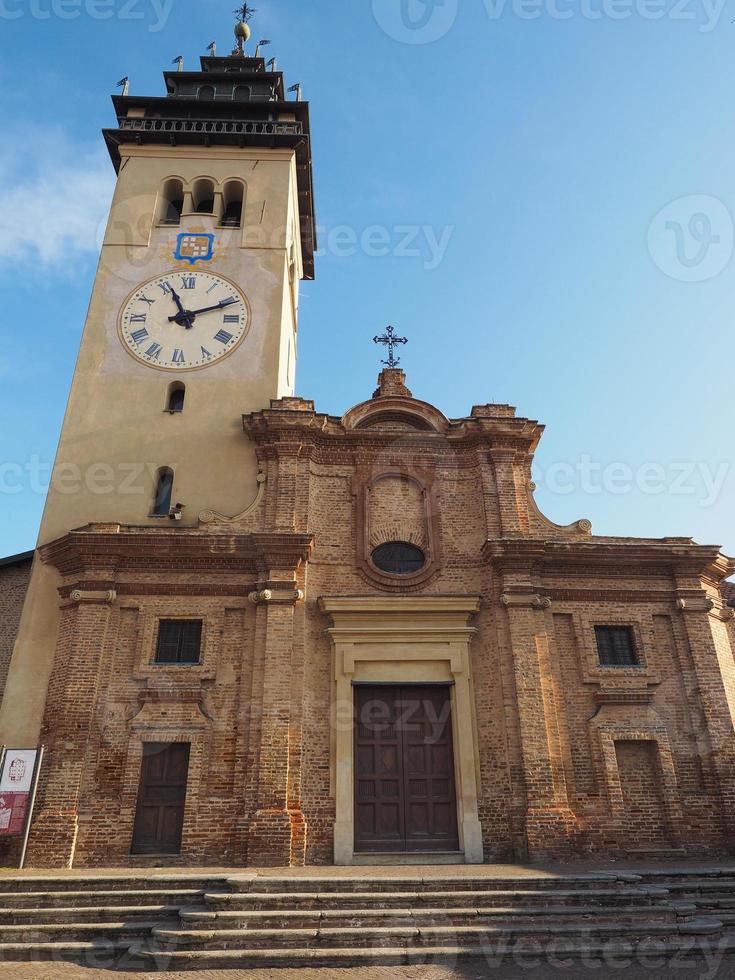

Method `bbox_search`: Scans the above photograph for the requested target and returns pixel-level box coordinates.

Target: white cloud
[0,129,114,270]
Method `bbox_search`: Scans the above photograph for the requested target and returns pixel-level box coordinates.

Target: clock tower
[0,15,315,745]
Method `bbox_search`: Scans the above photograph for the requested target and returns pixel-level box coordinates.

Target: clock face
[118,270,251,371]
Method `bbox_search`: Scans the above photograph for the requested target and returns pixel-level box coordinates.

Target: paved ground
[3,858,735,880]
[0,961,732,979]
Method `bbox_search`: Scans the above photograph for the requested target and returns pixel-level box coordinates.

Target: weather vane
[234,3,256,21]
[232,3,256,55]
[373,325,408,369]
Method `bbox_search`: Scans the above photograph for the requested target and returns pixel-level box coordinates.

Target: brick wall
[20,373,735,867]
[0,554,32,702]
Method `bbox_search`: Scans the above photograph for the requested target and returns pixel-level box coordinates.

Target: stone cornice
[484,537,727,577]
[319,595,481,640]
[243,398,543,454]
[39,524,313,578]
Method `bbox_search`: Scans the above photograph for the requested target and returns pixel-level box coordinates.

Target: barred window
[594,626,639,667]
[371,542,425,576]
[155,620,203,665]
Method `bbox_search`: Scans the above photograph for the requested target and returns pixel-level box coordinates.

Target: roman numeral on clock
[201,347,213,359]
[214,330,234,345]
[158,281,173,295]
[145,343,163,360]
[131,328,149,344]
[130,314,147,323]
[180,276,195,289]
[172,349,186,364]
[223,314,240,324]
[138,295,156,306]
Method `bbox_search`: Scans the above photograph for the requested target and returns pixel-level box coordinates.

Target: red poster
[0,793,29,836]
[0,750,38,838]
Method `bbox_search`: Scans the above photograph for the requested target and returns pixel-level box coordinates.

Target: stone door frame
[319,595,484,866]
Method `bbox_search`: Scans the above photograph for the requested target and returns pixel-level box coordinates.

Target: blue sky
[0,0,733,559]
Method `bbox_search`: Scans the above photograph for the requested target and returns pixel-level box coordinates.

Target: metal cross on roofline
[373,325,408,370]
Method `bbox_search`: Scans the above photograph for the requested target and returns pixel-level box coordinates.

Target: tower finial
[233,2,256,22]
[232,3,255,56]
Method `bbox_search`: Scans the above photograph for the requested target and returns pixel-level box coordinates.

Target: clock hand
[168,298,237,323]
[169,288,195,329]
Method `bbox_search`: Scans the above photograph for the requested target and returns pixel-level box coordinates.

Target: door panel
[354,686,459,853]
[131,742,190,855]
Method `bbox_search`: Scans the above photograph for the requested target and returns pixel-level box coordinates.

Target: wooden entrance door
[131,742,190,855]
[354,685,459,853]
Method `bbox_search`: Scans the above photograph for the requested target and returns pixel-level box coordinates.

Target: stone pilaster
[498,580,579,858]
[246,583,307,867]
[674,579,735,841]
[25,591,115,868]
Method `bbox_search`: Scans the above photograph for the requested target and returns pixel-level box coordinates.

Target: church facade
[2,20,735,869]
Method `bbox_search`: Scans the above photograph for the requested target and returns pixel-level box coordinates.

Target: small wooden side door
[131,742,190,855]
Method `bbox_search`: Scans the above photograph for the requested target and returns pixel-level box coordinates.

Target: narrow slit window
[151,467,174,517]
[167,383,185,413]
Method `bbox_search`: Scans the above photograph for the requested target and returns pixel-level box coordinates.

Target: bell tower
[0,10,316,744]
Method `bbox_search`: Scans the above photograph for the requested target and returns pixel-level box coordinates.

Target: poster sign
[0,749,39,837]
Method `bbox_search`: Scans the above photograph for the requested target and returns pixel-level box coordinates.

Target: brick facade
[17,370,735,868]
[0,553,32,702]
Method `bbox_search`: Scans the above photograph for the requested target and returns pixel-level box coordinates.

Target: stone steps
[131,937,735,971]
[225,873,637,894]
[0,868,734,968]
[0,888,207,908]
[0,920,166,943]
[148,916,723,952]
[181,902,693,929]
[0,904,189,924]
[0,940,133,964]
[204,886,670,910]
[0,874,225,893]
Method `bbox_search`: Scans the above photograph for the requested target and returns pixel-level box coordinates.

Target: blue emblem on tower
[174,233,215,265]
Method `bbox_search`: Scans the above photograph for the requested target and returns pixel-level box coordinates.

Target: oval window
[371,542,425,576]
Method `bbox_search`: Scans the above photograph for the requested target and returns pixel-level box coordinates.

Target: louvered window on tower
[594,626,639,667]
[155,620,203,665]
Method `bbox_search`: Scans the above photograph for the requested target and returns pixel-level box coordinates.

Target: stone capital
[500,592,551,610]
[249,588,304,605]
[69,589,117,605]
